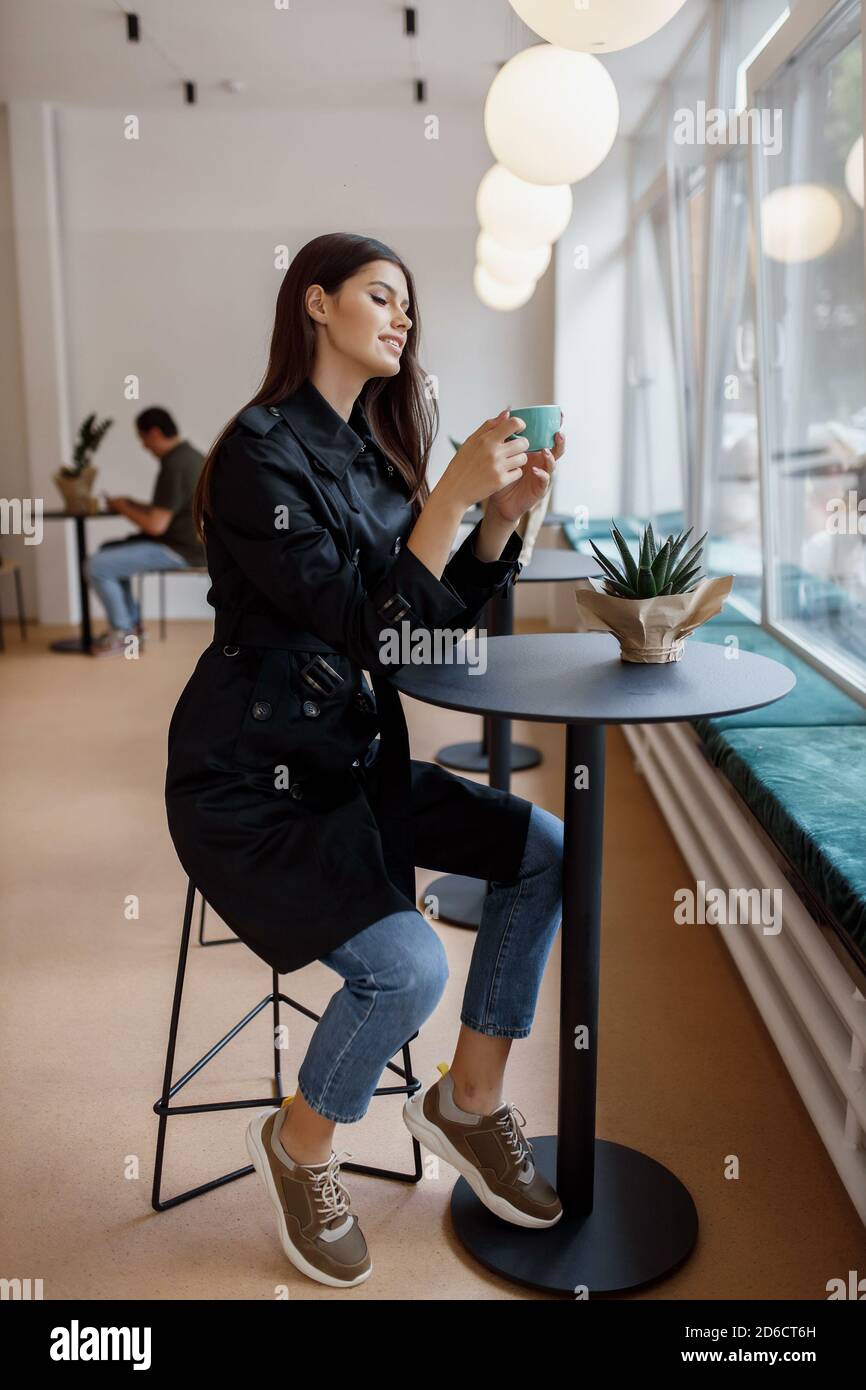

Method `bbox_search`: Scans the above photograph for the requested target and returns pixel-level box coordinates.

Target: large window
[751,0,866,687]
[701,0,791,614]
[623,190,685,522]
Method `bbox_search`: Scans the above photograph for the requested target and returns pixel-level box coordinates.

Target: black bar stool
[152,876,424,1212]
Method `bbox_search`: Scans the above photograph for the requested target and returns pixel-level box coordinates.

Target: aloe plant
[589,521,708,599]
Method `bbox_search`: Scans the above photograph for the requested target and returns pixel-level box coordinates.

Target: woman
[165,232,567,1289]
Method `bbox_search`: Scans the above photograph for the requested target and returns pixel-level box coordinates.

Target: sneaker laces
[495,1104,534,1177]
[302,1148,355,1229]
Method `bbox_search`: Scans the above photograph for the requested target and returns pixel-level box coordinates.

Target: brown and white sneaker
[90,628,129,657]
[403,1062,562,1229]
[245,1098,372,1288]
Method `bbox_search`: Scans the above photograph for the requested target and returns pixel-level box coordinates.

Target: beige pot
[53,464,99,515]
[574,573,735,663]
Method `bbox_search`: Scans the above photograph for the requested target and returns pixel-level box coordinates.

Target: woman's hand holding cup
[488,408,565,525]
[439,410,532,513]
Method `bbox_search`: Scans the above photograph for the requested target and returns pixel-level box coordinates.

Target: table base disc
[435,741,541,773]
[49,637,89,654]
[423,874,486,928]
[450,1136,698,1295]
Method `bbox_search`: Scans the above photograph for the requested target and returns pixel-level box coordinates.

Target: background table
[461,505,576,528]
[394,632,795,1295]
[42,509,119,654]
[432,549,600,928]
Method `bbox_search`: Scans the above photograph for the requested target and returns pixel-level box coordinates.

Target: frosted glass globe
[761,184,843,263]
[476,229,551,285]
[484,45,619,185]
[476,163,573,251]
[845,136,864,209]
[508,0,688,53]
[474,264,536,310]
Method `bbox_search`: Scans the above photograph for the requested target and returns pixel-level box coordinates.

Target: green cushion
[563,516,641,550]
[710,727,866,953]
[700,606,759,628]
[688,625,866,752]
[563,512,687,553]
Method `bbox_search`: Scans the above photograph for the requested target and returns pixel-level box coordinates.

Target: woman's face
[308,259,413,378]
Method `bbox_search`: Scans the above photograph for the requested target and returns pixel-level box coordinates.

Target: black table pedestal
[434,588,542,780]
[429,588,528,927]
[49,515,95,654]
[447,721,698,1292]
[451,1136,697,1295]
[436,736,540,775]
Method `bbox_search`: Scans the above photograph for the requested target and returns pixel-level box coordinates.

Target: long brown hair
[193,232,436,540]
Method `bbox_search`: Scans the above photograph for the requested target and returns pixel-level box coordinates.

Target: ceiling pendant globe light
[476,229,551,285]
[760,184,843,263]
[484,44,619,185]
[477,163,573,251]
[474,264,536,310]
[507,0,689,54]
[845,135,864,209]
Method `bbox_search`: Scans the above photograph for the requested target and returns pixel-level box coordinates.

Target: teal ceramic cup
[504,404,561,452]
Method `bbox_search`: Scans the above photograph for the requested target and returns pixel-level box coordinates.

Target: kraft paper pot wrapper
[573,574,735,663]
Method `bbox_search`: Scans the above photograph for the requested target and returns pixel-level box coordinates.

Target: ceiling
[0,0,709,134]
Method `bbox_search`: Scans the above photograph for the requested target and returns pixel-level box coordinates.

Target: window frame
[747,0,866,701]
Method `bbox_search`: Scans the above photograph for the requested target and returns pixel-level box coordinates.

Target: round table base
[450,1136,698,1295]
[423,873,486,928]
[50,636,90,654]
[435,740,541,773]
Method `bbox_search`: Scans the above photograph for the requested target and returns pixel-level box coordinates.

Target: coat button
[268,406,280,416]
[302,699,320,717]
[391,535,402,554]
[251,700,272,720]
[352,758,360,768]
[351,547,360,566]
[354,691,371,711]
[290,783,303,799]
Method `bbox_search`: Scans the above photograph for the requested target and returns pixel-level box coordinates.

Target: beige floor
[2,618,864,1302]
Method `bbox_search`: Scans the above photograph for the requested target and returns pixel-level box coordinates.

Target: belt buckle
[300,653,344,697]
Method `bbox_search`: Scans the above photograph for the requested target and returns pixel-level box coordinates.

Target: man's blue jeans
[296,802,565,1124]
[85,538,191,632]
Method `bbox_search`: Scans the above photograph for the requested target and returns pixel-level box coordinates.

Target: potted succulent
[573,521,734,663]
[53,412,114,514]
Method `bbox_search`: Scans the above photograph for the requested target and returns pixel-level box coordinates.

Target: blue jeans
[296,802,564,1124]
[85,538,190,632]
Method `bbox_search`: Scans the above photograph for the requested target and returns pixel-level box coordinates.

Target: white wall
[551,138,630,629]
[4,99,554,625]
[0,104,37,621]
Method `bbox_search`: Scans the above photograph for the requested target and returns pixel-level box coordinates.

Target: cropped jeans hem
[458,1017,532,1039]
[294,1074,370,1127]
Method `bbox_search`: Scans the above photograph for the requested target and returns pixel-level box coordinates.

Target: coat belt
[211,610,416,905]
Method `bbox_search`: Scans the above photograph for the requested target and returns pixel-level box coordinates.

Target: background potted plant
[53,413,114,514]
[573,521,734,663]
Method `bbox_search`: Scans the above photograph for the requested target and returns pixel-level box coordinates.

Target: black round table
[433,549,600,928]
[394,632,795,1295]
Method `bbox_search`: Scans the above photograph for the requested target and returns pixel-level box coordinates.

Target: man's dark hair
[135,406,179,437]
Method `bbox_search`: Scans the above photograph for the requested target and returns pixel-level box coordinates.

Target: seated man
[88,406,206,655]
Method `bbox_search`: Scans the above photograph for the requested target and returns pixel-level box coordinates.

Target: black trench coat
[164,376,534,975]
